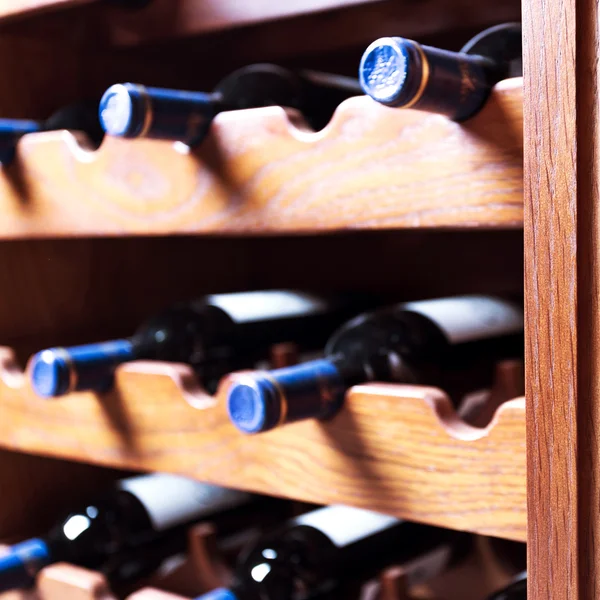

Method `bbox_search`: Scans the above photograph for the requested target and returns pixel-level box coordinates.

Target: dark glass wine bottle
[0,102,103,165]
[359,22,522,121]
[0,474,251,593]
[227,295,523,434]
[98,65,362,146]
[487,574,527,599]
[193,505,470,600]
[29,290,375,398]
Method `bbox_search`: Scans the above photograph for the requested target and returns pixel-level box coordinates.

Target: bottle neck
[0,539,51,592]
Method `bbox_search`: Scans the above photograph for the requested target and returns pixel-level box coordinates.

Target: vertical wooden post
[523,0,600,596]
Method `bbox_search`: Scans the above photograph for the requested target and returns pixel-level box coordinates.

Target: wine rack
[0,347,526,542]
[0,79,523,239]
[0,0,590,590]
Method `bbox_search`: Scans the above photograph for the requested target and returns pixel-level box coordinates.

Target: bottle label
[292,505,400,548]
[206,291,328,324]
[118,474,251,531]
[401,295,523,344]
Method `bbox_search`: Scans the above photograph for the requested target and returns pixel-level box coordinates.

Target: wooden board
[1,79,523,239]
[0,0,91,21]
[0,349,526,542]
[0,0,384,27]
[101,0,520,48]
[522,0,600,595]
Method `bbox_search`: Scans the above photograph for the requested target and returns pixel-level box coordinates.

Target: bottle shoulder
[214,64,303,111]
[325,306,447,359]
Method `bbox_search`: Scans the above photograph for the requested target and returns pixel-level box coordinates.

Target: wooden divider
[1,79,523,239]
[0,348,526,542]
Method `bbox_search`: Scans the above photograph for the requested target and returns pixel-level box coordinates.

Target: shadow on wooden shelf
[0,78,523,239]
[0,347,526,542]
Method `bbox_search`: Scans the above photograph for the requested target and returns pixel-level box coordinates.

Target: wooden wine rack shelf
[1,78,523,239]
[0,347,526,542]
[0,0,92,21]
[0,0,383,28]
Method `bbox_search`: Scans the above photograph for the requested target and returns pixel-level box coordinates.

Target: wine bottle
[359,22,522,121]
[29,290,375,398]
[0,474,251,593]
[487,574,527,599]
[0,102,103,165]
[193,505,470,600]
[227,295,523,434]
[98,65,362,146]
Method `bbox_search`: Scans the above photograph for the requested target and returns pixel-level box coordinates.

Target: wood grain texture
[0,79,523,239]
[575,0,600,595]
[0,349,526,541]
[522,0,600,594]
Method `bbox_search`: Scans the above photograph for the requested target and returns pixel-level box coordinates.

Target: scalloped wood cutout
[0,79,523,239]
[0,347,526,541]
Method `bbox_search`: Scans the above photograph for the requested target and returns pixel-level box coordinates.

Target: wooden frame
[522,0,598,597]
[0,80,523,239]
[0,350,526,542]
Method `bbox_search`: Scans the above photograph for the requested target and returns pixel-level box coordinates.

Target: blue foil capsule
[193,589,239,600]
[226,359,346,434]
[99,83,219,145]
[0,539,51,592]
[29,340,135,398]
[0,119,42,165]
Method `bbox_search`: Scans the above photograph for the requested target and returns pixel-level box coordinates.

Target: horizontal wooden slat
[0,0,91,20]
[1,78,523,239]
[0,0,384,27]
[102,0,520,49]
[0,349,526,542]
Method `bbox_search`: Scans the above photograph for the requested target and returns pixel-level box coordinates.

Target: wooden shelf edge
[0,0,93,22]
[0,346,526,542]
[0,79,524,239]
[103,0,387,44]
